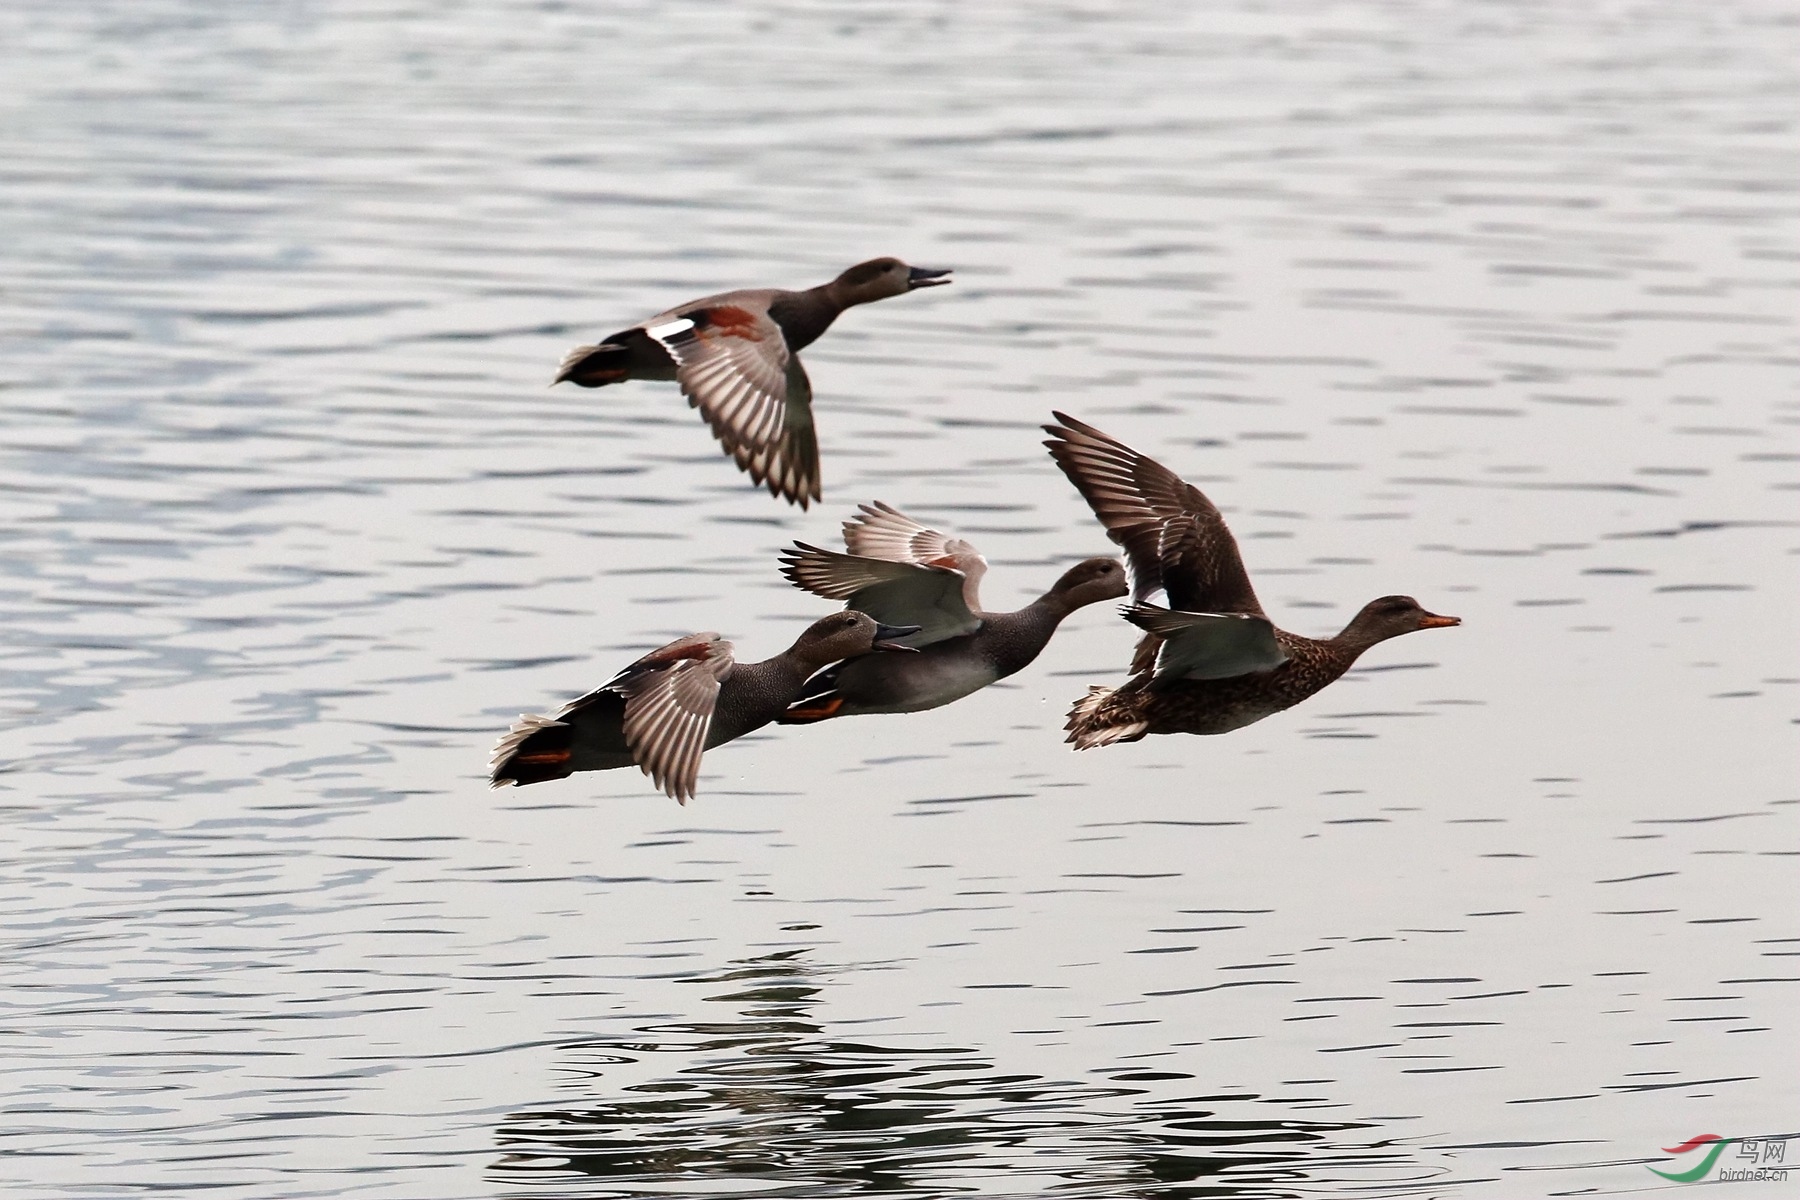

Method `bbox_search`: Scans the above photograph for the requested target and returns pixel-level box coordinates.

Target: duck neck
[756,646,824,691]
[1028,587,1081,624]
[1323,622,1387,664]
[769,285,845,352]
[819,278,873,312]
[713,650,819,745]
[980,594,1074,678]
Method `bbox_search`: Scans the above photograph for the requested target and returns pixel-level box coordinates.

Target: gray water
[3,2,1796,1196]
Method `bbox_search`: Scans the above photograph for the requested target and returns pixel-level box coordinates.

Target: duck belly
[834,651,1000,716]
[563,693,641,771]
[1149,689,1296,736]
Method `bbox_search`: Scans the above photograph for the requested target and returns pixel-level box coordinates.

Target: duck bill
[1418,612,1461,629]
[872,622,923,651]
[906,266,953,289]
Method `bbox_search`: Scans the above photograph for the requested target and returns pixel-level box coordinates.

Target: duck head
[1340,595,1461,647]
[831,257,953,304]
[1048,557,1130,610]
[791,610,922,666]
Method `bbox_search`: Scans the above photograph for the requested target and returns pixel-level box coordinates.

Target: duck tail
[1064,686,1149,750]
[489,714,575,786]
[553,341,632,387]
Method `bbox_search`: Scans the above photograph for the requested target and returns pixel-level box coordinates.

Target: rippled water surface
[3,1,1796,1196]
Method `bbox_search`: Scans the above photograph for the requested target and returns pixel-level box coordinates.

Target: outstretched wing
[839,501,986,612]
[646,305,821,507]
[1044,411,1264,617]
[1123,602,1288,682]
[607,632,735,804]
[779,542,980,647]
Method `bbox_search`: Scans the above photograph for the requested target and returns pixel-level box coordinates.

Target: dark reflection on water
[494,952,1443,1198]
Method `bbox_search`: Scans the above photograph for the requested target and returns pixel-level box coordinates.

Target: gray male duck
[1043,412,1460,749]
[776,502,1127,722]
[489,611,918,803]
[554,257,952,508]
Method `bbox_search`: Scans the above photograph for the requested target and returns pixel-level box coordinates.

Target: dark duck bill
[872,623,923,651]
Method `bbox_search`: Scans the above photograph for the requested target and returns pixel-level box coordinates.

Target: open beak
[873,622,923,651]
[1418,612,1462,629]
[906,266,953,289]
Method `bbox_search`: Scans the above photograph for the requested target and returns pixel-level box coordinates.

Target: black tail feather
[490,715,576,786]
[553,341,632,387]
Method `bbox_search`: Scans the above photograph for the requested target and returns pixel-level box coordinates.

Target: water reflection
[493,951,1442,1198]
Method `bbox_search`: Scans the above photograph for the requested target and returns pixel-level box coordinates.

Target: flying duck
[775,501,1127,721]
[490,611,919,803]
[1042,412,1460,749]
[554,257,952,508]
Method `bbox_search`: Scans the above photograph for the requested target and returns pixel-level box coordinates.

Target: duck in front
[1042,412,1460,749]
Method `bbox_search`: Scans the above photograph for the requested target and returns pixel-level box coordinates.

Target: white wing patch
[646,317,697,344]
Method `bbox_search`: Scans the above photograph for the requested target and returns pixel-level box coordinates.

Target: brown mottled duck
[1043,412,1460,749]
